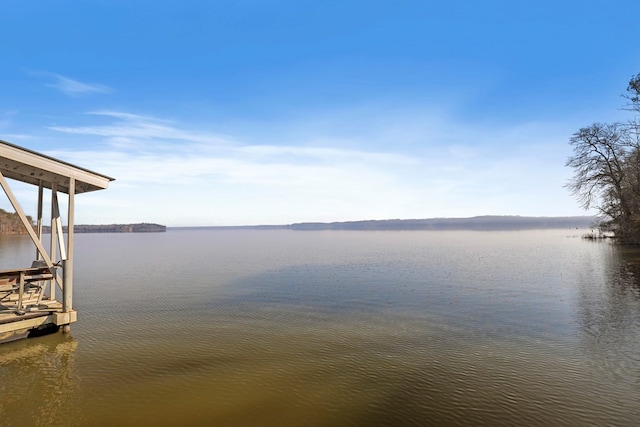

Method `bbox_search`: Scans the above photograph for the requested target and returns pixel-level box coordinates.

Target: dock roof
[0,139,114,194]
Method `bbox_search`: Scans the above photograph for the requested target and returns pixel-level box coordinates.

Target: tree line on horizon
[0,209,165,234]
[566,73,640,244]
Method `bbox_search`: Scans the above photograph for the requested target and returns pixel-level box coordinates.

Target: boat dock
[0,140,114,343]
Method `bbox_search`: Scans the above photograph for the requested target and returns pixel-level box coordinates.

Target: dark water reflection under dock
[1,229,640,426]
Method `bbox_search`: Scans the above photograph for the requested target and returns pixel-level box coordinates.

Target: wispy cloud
[33,71,112,97]
[44,110,428,224]
[48,110,417,185]
[50,111,232,147]
[43,109,583,225]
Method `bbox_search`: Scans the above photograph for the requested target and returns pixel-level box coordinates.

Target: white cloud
[35,72,112,97]
[41,109,587,226]
[50,111,232,147]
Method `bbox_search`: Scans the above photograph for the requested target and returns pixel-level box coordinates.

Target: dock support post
[62,178,75,334]
[50,184,59,300]
[62,259,72,334]
[62,259,72,311]
[17,272,25,315]
[36,181,43,261]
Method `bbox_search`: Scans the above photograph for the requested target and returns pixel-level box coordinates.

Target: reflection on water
[576,244,640,390]
[0,334,80,426]
[1,229,640,425]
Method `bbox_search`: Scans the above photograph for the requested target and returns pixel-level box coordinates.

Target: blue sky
[1,0,639,226]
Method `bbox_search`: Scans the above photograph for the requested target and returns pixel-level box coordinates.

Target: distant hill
[287,216,597,231]
[0,209,33,234]
[185,216,597,231]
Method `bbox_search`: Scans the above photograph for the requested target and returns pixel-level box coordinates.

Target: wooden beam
[0,170,56,268]
[0,171,63,294]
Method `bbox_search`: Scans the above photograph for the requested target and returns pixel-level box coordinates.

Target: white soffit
[0,140,114,194]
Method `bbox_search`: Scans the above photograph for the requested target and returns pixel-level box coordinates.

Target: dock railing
[0,265,55,314]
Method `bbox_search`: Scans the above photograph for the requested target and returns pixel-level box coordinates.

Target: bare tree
[566,74,640,243]
[566,123,627,214]
[624,73,640,112]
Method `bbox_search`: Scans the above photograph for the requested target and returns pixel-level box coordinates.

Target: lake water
[1,228,639,426]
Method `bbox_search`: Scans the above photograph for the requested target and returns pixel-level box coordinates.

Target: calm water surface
[1,229,639,426]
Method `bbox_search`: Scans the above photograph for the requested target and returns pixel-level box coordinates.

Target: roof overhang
[0,140,114,194]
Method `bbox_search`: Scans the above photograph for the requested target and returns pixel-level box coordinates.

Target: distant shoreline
[1,216,599,235]
[41,223,167,233]
[171,215,597,231]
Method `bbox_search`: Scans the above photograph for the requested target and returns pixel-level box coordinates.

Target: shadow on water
[179,248,640,426]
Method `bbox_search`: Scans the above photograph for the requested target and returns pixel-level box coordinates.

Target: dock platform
[0,139,113,343]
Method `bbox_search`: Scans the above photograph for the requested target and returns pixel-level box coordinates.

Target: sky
[1,0,640,226]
